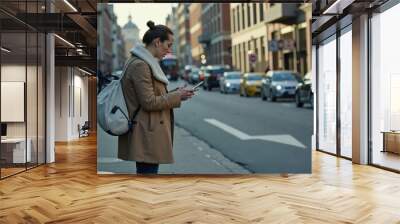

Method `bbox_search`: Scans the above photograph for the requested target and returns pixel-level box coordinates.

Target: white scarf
[130,45,169,85]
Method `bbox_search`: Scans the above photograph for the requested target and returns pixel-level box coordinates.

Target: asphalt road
[170,80,313,173]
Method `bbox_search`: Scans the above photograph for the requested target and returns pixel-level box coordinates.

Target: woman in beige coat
[118,21,194,174]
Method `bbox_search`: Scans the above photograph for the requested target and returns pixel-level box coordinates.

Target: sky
[111,3,175,39]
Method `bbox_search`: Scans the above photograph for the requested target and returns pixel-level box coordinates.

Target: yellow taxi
[239,72,264,97]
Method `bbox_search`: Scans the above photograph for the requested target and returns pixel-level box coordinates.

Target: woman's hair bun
[147,21,155,30]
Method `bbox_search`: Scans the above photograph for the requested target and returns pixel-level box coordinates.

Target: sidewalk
[97,125,250,174]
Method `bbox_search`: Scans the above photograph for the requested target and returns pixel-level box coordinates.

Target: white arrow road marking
[204,118,306,149]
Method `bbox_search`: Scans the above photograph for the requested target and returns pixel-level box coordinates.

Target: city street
[171,80,313,173]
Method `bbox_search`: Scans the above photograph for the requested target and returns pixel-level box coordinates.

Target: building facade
[177,3,192,69]
[230,3,311,75]
[265,3,310,76]
[166,7,180,57]
[109,5,126,72]
[230,3,268,73]
[189,3,204,66]
[112,24,126,71]
[199,3,231,67]
[97,4,113,75]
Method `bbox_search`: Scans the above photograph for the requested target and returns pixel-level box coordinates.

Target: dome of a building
[123,14,138,30]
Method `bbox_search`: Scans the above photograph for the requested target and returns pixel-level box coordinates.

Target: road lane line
[204,118,250,140]
[204,118,306,149]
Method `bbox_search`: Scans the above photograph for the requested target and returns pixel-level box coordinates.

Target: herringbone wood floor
[1,134,400,224]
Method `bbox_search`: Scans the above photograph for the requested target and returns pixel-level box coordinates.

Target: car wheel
[261,89,266,101]
[296,92,304,107]
[239,87,243,97]
[244,89,249,97]
[310,93,314,107]
[271,90,276,102]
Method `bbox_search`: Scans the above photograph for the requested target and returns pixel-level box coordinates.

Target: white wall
[55,67,67,141]
[54,67,89,141]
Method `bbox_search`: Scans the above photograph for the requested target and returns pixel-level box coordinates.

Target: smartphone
[192,81,204,91]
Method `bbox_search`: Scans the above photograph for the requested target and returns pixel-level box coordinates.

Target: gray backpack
[97,58,141,136]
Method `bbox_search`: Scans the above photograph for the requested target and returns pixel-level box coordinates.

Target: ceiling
[0,0,97,73]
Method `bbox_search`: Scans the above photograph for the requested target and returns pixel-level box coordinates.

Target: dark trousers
[136,162,159,174]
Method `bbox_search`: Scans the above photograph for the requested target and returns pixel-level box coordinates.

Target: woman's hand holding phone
[177,84,194,101]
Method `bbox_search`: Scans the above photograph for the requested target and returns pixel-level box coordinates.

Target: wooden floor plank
[0,134,400,223]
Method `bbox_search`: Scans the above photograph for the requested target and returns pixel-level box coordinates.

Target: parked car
[239,72,264,97]
[261,70,300,101]
[295,72,313,107]
[219,71,241,94]
[203,65,225,91]
[188,68,200,84]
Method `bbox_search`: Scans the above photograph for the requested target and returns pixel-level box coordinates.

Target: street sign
[268,39,296,52]
[268,40,279,52]
[248,53,257,63]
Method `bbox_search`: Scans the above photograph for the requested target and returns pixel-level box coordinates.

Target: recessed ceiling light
[78,67,93,76]
[63,0,78,12]
[54,34,75,48]
[1,47,11,53]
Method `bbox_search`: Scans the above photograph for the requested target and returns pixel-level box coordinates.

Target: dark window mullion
[36,0,39,168]
[25,0,28,171]
[0,21,2,179]
[336,27,341,157]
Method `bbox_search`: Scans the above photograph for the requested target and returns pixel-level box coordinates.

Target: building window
[247,3,251,27]
[236,44,243,70]
[253,3,257,25]
[261,36,265,63]
[232,45,236,67]
[237,45,240,70]
[259,4,264,22]
[217,17,220,32]
[232,9,236,33]
[255,39,258,62]
[242,42,246,72]
[242,4,245,30]
[237,6,240,31]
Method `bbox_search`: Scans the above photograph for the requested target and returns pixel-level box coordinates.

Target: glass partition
[339,27,352,158]
[0,0,46,179]
[27,31,38,170]
[1,30,28,178]
[317,35,337,155]
[371,3,400,171]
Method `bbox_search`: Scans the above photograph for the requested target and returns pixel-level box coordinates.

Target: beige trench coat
[118,55,181,164]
